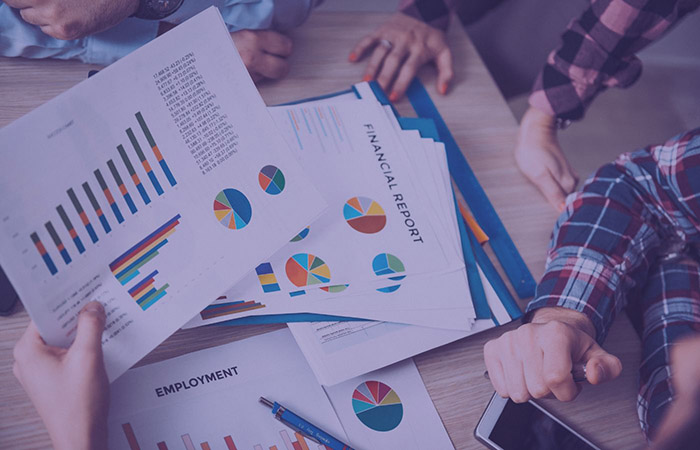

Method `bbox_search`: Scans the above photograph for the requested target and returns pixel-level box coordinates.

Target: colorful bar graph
[95,168,124,223]
[56,204,85,253]
[127,127,163,195]
[45,221,70,264]
[67,188,98,243]
[136,111,177,186]
[31,232,57,275]
[83,182,111,233]
[108,159,138,214]
[122,423,141,450]
[128,270,169,310]
[109,214,181,285]
[224,436,238,450]
[118,144,151,205]
[200,299,265,320]
[255,262,281,293]
[182,434,196,450]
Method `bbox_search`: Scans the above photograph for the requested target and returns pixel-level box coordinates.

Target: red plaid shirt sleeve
[529,0,700,122]
[526,128,700,342]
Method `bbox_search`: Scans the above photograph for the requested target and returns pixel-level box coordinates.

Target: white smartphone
[474,392,600,450]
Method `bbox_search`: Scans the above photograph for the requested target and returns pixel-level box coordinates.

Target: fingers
[390,53,422,100]
[363,43,391,82]
[533,169,569,211]
[349,35,378,62]
[19,7,48,27]
[435,47,453,95]
[252,53,290,80]
[257,30,293,57]
[376,44,409,97]
[484,340,508,397]
[582,342,622,385]
[71,301,106,356]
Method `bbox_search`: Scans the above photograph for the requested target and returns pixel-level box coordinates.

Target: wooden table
[0,12,645,449]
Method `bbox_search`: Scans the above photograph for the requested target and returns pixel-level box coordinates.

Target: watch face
[150,0,182,15]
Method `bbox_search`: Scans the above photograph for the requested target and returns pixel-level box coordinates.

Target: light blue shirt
[0,0,317,65]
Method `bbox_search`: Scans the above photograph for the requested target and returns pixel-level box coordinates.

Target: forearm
[529,0,700,122]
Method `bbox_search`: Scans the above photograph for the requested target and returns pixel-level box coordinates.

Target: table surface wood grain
[0,12,645,450]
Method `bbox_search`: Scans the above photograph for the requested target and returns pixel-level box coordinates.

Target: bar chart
[109,215,181,310]
[29,112,177,276]
[199,298,266,320]
[121,423,326,450]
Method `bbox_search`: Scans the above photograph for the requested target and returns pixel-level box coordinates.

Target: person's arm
[13,302,109,450]
[517,0,700,210]
[485,127,700,402]
[4,0,139,40]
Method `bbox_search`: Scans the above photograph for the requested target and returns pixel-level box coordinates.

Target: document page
[0,8,324,380]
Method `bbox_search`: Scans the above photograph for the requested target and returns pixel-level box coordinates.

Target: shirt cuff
[85,18,159,65]
[399,0,450,31]
[524,255,623,344]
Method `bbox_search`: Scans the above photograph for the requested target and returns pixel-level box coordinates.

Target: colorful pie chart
[372,253,406,293]
[213,188,252,230]
[321,284,348,293]
[352,381,403,432]
[343,196,387,234]
[285,253,331,287]
[290,226,310,242]
[258,165,286,195]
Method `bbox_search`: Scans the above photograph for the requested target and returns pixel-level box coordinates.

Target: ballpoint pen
[259,397,354,450]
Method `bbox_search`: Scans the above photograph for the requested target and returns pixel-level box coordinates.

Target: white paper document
[324,358,454,450]
[0,8,325,380]
[107,329,348,449]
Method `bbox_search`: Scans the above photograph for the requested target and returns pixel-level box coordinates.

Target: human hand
[515,107,579,211]
[653,335,700,450]
[13,301,109,450]
[5,0,138,40]
[349,12,453,101]
[231,29,293,84]
[483,307,622,403]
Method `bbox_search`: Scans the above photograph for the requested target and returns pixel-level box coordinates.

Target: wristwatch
[133,0,186,20]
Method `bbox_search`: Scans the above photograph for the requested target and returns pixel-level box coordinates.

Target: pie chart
[372,253,406,293]
[290,226,310,242]
[343,197,387,234]
[213,188,252,230]
[352,381,403,432]
[258,165,286,195]
[321,284,348,293]
[285,253,331,287]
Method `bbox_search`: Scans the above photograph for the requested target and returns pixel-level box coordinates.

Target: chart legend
[343,197,386,234]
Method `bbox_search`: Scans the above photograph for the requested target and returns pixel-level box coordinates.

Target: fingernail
[389,92,399,102]
[362,75,372,82]
[596,364,606,381]
[82,301,104,316]
[348,52,357,62]
[439,83,448,95]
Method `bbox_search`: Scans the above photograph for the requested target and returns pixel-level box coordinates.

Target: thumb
[435,47,453,95]
[581,342,622,385]
[71,301,106,355]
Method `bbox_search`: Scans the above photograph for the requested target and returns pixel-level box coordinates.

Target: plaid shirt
[400,0,699,122]
[527,127,700,341]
